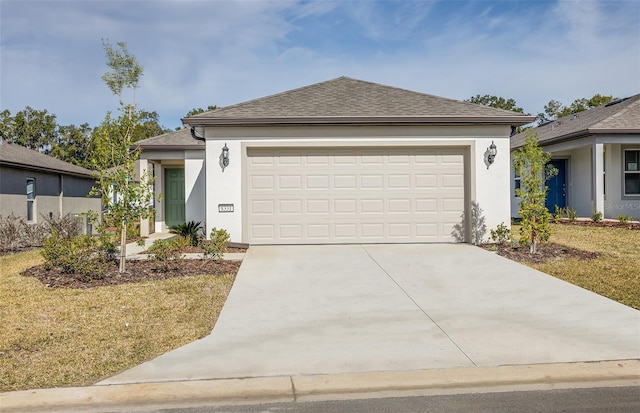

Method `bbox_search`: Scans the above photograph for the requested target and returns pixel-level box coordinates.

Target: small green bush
[566,208,577,221]
[126,222,140,240]
[169,221,203,246]
[147,238,185,271]
[200,227,230,262]
[617,215,632,224]
[41,232,106,279]
[553,206,564,223]
[591,210,603,223]
[489,222,511,244]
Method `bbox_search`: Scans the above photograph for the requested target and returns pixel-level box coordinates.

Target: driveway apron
[100,244,640,385]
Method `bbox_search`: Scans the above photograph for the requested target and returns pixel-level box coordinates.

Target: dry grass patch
[509,223,640,310]
[0,250,235,392]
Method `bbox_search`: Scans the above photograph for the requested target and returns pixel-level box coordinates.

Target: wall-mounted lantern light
[222,143,230,169]
[487,141,497,166]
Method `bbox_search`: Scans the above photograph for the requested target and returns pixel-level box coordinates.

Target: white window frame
[514,170,521,197]
[26,178,35,222]
[623,148,640,197]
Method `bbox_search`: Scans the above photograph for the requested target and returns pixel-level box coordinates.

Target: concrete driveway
[101,244,640,385]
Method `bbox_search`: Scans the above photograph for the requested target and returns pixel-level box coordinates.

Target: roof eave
[138,145,204,151]
[587,128,640,134]
[182,115,535,127]
[0,160,95,178]
[512,127,640,149]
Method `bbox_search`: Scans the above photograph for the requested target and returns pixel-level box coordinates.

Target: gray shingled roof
[0,141,95,177]
[135,127,204,149]
[511,94,640,149]
[183,76,534,126]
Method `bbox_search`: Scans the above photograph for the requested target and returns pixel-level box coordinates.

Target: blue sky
[1,0,639,130]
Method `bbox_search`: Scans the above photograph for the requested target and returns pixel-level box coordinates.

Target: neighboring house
[0,140,101,232]
[511,94,640,220]
[139,76,533,244]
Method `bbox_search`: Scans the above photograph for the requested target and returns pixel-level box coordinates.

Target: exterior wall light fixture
[487,141,497,166]
[221,143,230,170]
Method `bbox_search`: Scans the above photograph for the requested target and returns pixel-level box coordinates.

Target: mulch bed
[555,219,640,230]
[482,242,599,265]
[21,259,242,289]
[175,246,247,254]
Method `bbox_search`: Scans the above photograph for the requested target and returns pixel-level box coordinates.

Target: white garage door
[246,147,465,244]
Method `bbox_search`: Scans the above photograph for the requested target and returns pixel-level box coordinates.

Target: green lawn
[513,223,640,310]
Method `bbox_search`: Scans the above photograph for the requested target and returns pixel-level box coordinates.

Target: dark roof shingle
[135,128,204,149]
[0,142,95,177]
[184,76,534,126]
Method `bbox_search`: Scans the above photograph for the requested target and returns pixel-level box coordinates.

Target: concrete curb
[2,360,638,412]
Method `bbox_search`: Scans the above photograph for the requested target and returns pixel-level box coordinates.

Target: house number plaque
[218,204,234,213]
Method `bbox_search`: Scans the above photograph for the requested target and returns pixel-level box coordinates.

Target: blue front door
[546,159,567,212]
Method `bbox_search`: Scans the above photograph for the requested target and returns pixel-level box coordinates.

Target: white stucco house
[510,94,640,220]
[138,77,533,244]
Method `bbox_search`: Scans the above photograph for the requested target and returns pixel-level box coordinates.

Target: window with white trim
[26,178,35,221]
[624,149,640,195]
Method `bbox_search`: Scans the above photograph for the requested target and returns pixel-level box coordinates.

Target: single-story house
[511,94,640,220]
[138,77,533,244]
[0,140,101,232]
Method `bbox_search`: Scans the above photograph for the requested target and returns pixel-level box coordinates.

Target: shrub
[591,210,603,223]
[169,221,203,246]
[41,232,106,280]
[0,213,47,252]
[553,206,564,223]
[147,238,185,271]
[566,208,577,221]
[200,227,230,262]
[0,214,26,251]
[126,222,140,241]
[23,221,48,247]
[490,222,511,244]
[617,215,632,225]
[42,213,81,240]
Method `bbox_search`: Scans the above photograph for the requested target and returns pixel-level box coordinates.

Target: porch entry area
[164,168,185,228]
[546,159,567,212]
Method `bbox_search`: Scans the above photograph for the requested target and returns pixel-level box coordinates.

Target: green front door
[165,168,185,228]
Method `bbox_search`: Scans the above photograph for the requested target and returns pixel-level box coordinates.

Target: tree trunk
[119,220,127,273]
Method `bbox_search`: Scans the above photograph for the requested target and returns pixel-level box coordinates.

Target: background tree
[52,123,93,167]
[136,110,171,139]
[90,40,154,273]
[513,132,557,254]
[465,95,524,113]
[536,94,617,124]
[0,107,58,153]
[184,105,218,118]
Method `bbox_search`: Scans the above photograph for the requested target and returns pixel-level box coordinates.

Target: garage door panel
[247,148,465,244]
[361,175,384,188]
[250,200,275,214]
[306,199,330,213]
[250,175,274,190]
[278,175,302,189]
[388,174,411,188]
[335,224,357,238]
[279,200,302,214]
[334,175,357,189]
